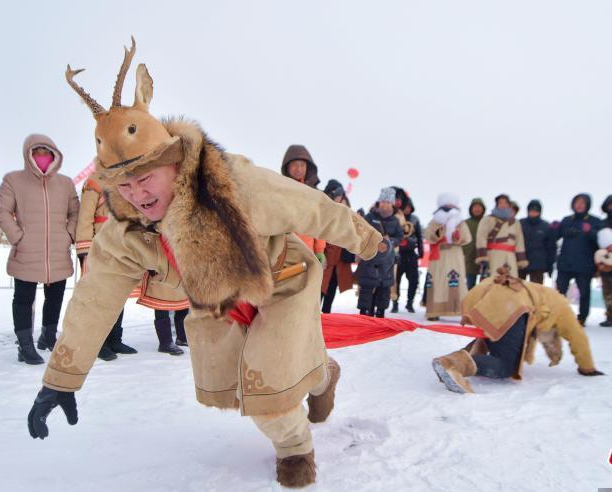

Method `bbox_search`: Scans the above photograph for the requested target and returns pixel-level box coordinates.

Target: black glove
[578,368,605,377]
[28,387,78,439]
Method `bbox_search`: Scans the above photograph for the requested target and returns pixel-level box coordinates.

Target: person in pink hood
[0,134,79,364]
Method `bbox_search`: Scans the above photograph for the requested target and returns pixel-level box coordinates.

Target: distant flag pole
[73,160,96,185]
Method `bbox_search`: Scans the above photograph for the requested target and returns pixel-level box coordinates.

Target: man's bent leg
[474,314,527,379]
[252,404,316,487]
[252,404,313,459]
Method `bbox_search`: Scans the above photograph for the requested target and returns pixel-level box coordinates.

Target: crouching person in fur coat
[26,40,382,489]
[432,268,603,394]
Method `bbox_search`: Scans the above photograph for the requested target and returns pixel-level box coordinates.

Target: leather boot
[432,350,477,394]
[154,318,184,355]
[390,301,398,313]
[16,330,44,365]
[37,324,58,351]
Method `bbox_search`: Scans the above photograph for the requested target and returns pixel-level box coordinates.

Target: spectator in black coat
[553,193,601,325]
[357,188,402,317]
[599,195,612,327]
[395,195,423,313]
[519,200,556,284]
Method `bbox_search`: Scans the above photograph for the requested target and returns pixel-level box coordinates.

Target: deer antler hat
[65,37,183,183]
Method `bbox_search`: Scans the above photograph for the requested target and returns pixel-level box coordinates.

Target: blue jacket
[356,238,395,288]
[520,217,556,273]
[364,210,403,248]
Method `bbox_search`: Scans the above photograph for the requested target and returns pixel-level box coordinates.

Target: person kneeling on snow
[432,268,603,394]
[26,39,382,489]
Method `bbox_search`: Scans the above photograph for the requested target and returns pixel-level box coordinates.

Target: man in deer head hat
[27,38,382,488]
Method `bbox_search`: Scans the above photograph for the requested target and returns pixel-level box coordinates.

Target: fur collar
[104,118,273,317]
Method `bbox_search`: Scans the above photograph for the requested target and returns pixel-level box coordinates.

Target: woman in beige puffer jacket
[0,134,79,364]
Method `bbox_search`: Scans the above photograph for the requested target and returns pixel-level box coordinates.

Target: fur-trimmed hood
[104,118,273,317]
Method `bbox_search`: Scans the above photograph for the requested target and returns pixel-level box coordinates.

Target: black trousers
[12,279,67,334]
[518,270,544,284]
[154,308,189,339]
[358,285,391,313]
[473,315,527,379]
[321,269,339,314]
[105,310,124,344]
[556,271,592,322]
[396,256,419,306]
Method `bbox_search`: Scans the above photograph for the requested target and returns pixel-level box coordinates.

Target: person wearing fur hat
[320,180,356,313]
[0,135,79,365]
[518,200,556,284]
[463,198,486,289]
[26,40,382,488]
[432,268,603,394]
[475,193,528,277]
[598,195,612,327]
[281,145,327,266]
[552,194,601,326]
[424,193,471,321]
[394,191,422,313]
[357,188,402,317]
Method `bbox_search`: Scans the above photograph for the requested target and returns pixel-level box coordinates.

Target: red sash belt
[429,238,447,261]
[487,243,515,252]
[94,216,108,224]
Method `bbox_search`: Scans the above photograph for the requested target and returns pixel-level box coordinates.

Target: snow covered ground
[1,282,612,492]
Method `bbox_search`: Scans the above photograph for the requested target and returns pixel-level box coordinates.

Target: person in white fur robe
[424,193,472,320]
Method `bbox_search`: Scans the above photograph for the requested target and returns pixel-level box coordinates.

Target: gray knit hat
[378,187,396,203]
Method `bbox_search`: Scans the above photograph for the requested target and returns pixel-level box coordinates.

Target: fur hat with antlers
[65,37,183,183]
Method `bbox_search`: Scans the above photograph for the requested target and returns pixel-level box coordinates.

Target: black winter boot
[98,344,118,361]
[174,309,189,346]
[16,330,44,365]
[406,302,415,313]
[375,309,385,318]
[391,301,398,313]
[106,323,137,355]
[154,319,184,355]
[37,324,58,351]
[599,319,612,327]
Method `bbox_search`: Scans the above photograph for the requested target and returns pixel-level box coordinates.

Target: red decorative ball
[347,167,359,179]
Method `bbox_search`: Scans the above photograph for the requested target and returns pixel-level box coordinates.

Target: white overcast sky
[0,0,610,221]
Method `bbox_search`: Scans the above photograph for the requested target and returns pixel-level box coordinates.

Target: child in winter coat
[357,188,402,317]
